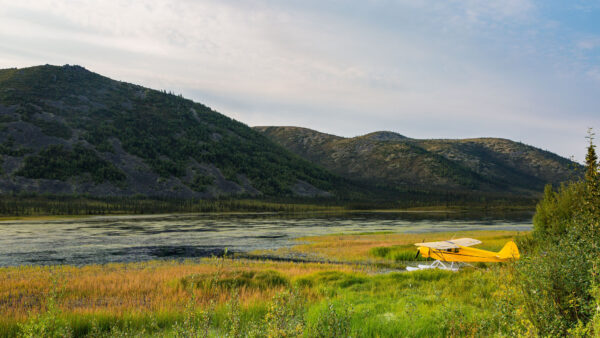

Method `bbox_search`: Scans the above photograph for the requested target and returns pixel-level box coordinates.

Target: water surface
[0,211,532,266]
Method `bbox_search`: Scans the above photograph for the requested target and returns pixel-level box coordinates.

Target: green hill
[0,65,349,198]
[254,126,580,195]
[0,64,577,203]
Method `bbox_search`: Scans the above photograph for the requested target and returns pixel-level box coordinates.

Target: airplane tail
[497,241,520,260]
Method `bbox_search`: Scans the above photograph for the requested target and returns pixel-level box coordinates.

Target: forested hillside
[0,65,348,198]
[255,126,580,195]
[0,65,577,203]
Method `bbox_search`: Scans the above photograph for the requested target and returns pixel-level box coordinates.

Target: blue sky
[0,0,599,162]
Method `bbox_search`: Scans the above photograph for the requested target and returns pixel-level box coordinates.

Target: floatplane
[406,238,520,271]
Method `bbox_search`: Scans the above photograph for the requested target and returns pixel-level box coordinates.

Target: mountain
[0,65,349,198]
[0,65,578,201]
[254,126,580,194]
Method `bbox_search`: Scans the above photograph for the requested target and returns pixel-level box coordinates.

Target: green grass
[1,230,522,337]
[293,268,504,336]
[3,267,508,337]
[370,245,431,262]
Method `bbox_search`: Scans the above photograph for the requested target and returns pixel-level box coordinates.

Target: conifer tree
[584,128,599,215]
[585,128,598,182]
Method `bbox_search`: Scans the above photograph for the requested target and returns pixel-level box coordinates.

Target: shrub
[189,173,215,192]
[182,269,289,292]
[370,246,391,257]
[264,289,305,337]
[305,300,353,338]
[16,144,126,183]
[532,182,583,242]
[18,291,73,338]
[508,134,600,335]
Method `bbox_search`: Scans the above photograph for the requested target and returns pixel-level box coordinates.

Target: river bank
[0,229,523,337]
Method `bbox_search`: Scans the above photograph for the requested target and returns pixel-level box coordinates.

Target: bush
[532,182,583,242]
[16,144,126,183]
[305,300,353,338]
[19,291,73,338]
[264,289,305,337]
[182,269,289,291]
[508,135,600,335]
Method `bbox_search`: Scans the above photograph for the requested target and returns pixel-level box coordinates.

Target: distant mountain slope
[254,126,580,194]
[0,65,348,198]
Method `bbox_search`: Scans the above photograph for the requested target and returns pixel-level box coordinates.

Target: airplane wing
[448,238,482,247]
[414,238,482,249]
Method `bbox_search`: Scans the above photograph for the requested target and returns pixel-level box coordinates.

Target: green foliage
[509,135,600,336]
[263,289,305,337]
[30,118,72,139]
[183,270,289,291]
[0,195,349,217]
[370,245,429,261]
[509,232,596,335]
[304,300,353,338]
[0,136,33,156]
[0,65,348,196]
[0,260,513,337]
[189,173,215,192]
[224,292,243,338]
[586,129,598,183]
[18,290,72,338]
[16,144,126,184]
[0,114,16,123]
[258,126,579,194]
[532,182,583,241]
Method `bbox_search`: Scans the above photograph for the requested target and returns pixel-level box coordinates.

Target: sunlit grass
[0,230,524,337]
[0,259,360,319]
[255,230,525,264]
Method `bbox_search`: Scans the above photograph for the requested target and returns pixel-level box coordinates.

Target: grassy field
[0,230,523,337]
[253,230,522,265]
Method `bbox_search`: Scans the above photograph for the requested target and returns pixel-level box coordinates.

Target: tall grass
[255,230,523,264]
[0,230,522,337]
[0,262,506,337]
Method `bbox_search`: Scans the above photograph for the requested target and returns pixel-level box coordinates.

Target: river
[0,211,532,266]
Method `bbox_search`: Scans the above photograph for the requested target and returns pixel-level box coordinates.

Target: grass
[0,230,524,337]
[0,215,91,222]
[254,230,523,264]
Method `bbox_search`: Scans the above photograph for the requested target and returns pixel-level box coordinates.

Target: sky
[0,0,599,162]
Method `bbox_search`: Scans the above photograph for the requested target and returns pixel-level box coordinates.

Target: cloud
[457,0,536,22]
[577,37,600,50]
[0,0,598,162]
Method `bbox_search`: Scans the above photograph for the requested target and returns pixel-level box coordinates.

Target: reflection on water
[0,211,532,266]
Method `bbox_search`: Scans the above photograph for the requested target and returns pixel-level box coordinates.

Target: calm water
[0,211,532,266]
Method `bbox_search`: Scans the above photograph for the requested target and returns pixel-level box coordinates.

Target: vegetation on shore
[0,193,536,218]
[1,230,521,337]
[3,135,598,336]
[2,135,596,337]
[0,196,348,217]
[503,132,600,336]
[252,230,521,266]
[256,126,580,194]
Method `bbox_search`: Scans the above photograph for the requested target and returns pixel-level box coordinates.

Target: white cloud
[0,0,598,162]
[577,37,600,50]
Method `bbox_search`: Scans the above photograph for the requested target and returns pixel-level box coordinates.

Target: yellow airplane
[406,238,520,271]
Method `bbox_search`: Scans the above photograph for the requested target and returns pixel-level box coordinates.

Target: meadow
[0,230,521,337]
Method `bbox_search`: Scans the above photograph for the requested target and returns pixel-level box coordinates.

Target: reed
[0,230,524,337]
[256,230,524,263]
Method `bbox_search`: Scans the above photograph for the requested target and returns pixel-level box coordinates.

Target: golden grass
[0,229,527,334]
[0,258,361,322]
[256,230,527,262]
